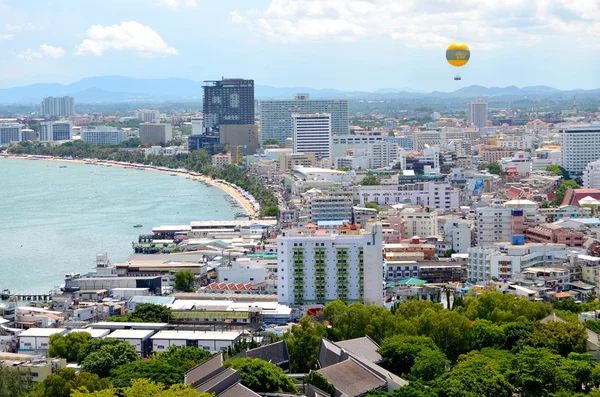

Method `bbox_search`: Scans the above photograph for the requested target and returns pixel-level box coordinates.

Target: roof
[318,358,386,397]
[335,336,382,364]
[555,292,571,298]
[88,322,168,330]
[68,329,111,338]
[205,282,254,291]
[152,331,242,341]
[185,353,224,387]
[128,296,175,304]
[232,340,289,366]
[219,383,260,397]
[396,278,427,286]
[106,329,155,339]
[18,328,68,338]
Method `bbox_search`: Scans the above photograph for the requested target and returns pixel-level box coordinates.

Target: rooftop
[106,329,155,339]
[151,331,242,341]
[18,328,68,338]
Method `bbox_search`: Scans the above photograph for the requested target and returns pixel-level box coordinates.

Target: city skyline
[0,0,599,92]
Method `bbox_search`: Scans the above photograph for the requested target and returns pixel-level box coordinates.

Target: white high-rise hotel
[467,99,487,130]
[560,126,600,178]
[277,222,383,306]
[292,113,332,162]
[41,96,75,117]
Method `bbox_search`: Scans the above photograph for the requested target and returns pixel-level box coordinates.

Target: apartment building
[277,222,383,306]
[560,126,600,177]
[396,207,438,238]
[306,194,353,224]
[354,181,459,210]
[40,121,72,141]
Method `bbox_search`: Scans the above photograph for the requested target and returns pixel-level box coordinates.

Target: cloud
[231,0,600,49]
[75,21,178,57]
[0,33,13,40]
[5,22,36,31]
[17,44,65,60]
[156,0,196,9]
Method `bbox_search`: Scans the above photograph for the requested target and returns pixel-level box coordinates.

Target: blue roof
[128,296,175,305]
[577,218,600,224]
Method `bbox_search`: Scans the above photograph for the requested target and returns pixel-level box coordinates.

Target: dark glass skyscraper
[202,78,254,133]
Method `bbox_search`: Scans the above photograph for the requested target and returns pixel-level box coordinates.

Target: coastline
[0,153,258,219]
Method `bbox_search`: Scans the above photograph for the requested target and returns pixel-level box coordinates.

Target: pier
[1,293,52,301]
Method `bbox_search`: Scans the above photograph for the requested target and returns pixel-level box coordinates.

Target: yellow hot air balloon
[446,43,470,80]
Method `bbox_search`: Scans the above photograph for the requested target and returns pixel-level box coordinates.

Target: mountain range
[0,76,599,104]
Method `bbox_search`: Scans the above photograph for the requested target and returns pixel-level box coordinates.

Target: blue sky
[0,0,599,92]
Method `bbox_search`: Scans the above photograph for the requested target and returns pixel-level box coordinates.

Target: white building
[106,329,154,355]
[532,147,561,171]
[397,207,438,238]
[41,96,74,117]
[560,126,600,177]
[40,121,73,141]
[307,194,354,224]
[80,128,125,145]
[191,116,203,135]
[332,135,384,159]
[468,99,488,130]
[151,331,243,353]
[212,153,231,168]
[217,260,268,284]
[354,181,459,210]
[467,241,570,282]
[18,328,68,354]
[292,113,332,162]
[476,206,513,245]
[500,151,532,174]
[0,123,22,146]
[277,222,383,306]
[135,109,161,123]
[260,94,348,146]
[444,219,472,254]
[369,141,400,169]
[583,160,600,189]
[412,131,465,151]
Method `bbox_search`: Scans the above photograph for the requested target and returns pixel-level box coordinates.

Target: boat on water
[59,165,67,168]
[235,212,249,218]
[133,224,143,228]
[1,289,11,300]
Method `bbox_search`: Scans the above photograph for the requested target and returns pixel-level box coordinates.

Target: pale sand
[0,154,258,219]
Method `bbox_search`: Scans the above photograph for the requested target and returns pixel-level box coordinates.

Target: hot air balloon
[446,43,470,81]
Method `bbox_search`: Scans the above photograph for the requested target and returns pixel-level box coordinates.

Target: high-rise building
[260,94,348,146]
[467,99,487,130]
[40,121,73,141]
[560,127,600,177]
[307,194,354,224]
[0,123,22,146]
[219,124,260,160]
[190,117,203,135]
[583,160,600,189]
[139,123,173,145]
[277,222,383,306]
[40,96,75,117]
[202,78,254,133]
[135,109,160,123]
[21,129,37,141]
[292,113,332,161]
[80,127,125,146]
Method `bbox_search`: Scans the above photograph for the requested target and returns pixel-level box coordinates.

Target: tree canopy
[79,339,138,377]
[107,303,172,323]
[0,366,30,397]
[224,357,297,393]
[285,316,327,373]
[49,331,93,362]
[71,378,213,397]
[174,270,195,292]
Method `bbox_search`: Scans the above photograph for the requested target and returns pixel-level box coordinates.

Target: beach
[0,153,259,219]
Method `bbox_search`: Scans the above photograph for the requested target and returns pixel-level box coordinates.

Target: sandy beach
[0,153,259,219]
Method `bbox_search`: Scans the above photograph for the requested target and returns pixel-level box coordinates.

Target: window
[157,345,165,349]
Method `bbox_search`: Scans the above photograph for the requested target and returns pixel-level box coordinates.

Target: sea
[0,157,237,293]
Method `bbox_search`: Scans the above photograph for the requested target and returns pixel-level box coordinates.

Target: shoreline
[0,153,259,219]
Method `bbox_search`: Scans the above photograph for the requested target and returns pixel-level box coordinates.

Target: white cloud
[231,0,600,49]
[156,0,196,9]
[17,44,65,60]
[0,33,13,40]
[5,22,35,31]
[75,21,178,57]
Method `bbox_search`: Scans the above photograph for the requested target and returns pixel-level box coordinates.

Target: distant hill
[0,76,598,104]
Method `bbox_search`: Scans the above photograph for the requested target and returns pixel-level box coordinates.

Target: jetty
[1,293,52,301]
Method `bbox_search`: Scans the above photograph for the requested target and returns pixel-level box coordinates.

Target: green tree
[109,360,183,388]
[263,138,281,147]
[224,358,297,393]
[285,317,327,373]
[478,162,503,175]
[364,202,381,212]
[32,368,111,397]
[49,332,93,362]
[174,270,195,292]
[71,378,213,397]
[518,320,588,357]
[378,335,438,376]
[264,206,280,217]
[546,164,570,180]
[305,371,335,397]
[553,179,581,206]
[470,320,506,351]
[153,345,212,372]
[0,366,30,397]
[416,309,472,361]
[360,174,381,185]
[410,349,449,382]
[462,291,551,323]
[553,297,581,313]
[79,339,138,377]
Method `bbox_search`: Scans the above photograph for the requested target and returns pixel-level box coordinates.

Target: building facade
[40,96,74,117]
[260,94,348,146]
[203,78,254,133]
[0,123,22,146]
[219,124,260,159]
[354,181,459,210]
[277,222,383,306]
[212,153,232,169]
[292,113,332,161]
[583,160,600,189]
[80,128,125,145]
[139,123,173,145]
[40,121,73,141]
[135,109,160,123]
[307,195,354,224]
[560,127,600,177]
[467,99,487,130]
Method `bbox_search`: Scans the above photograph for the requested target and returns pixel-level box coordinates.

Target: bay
[0,158,236,293]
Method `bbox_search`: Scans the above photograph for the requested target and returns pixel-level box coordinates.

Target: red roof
[205,282,253,291]
[304,223,318,228]
[555,292,571,299]
[562,188,600,207]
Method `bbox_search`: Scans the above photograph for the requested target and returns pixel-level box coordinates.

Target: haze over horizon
[1,0,599,92]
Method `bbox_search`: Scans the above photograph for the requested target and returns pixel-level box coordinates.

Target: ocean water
[0,158,237,293]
